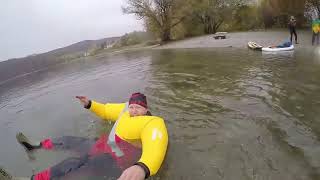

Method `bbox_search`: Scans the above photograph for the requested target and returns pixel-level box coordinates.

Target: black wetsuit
[289,19,298,43]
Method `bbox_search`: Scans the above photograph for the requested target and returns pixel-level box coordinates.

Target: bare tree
[123,0,192,42]
[306,0,320,18]
[194,0,247,34]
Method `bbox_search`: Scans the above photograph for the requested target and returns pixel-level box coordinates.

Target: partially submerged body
[1,93,168,180]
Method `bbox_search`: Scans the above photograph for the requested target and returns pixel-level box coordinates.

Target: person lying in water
[0,92,168,180]
[269,41,292,48]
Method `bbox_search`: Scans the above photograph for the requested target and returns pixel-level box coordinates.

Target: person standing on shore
[288,16,298,44]
[312,18,320,46]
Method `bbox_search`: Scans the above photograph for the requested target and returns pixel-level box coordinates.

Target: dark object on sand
[213,32,227,39]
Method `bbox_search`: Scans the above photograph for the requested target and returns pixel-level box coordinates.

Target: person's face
[128,104,148,117]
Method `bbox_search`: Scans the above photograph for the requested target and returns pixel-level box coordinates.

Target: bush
[145,40,160,46]
[113,31,156,48]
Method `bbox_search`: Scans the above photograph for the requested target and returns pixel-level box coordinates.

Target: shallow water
[1,47,320,179]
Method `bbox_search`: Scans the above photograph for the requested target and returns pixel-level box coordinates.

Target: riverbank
[101,29,315,53]
[155,29,314,49]
[0,29,316,84]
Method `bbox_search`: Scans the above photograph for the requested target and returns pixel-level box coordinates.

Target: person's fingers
[76,96,87,100]
[75,96,83,99]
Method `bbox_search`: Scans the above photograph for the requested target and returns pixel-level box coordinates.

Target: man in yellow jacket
[312,18,320,46]
[2,92,168,180]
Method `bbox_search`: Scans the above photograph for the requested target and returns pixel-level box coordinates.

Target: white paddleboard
[248,41,263,50]
[262,45,294,52]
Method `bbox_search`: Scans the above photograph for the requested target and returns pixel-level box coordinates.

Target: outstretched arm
[76,96,126,122]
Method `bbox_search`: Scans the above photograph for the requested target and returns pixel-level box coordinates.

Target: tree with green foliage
[232,4,264,30]
[263,0,306,15]
[260,0,306,28]
[112,31,156,48]
[122,0,193,42]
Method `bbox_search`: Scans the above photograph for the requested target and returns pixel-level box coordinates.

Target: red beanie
[129,92,147,109]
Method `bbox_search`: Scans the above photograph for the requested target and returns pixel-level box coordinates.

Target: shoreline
[155,30,314,50]
[98,30,315,55]
[0,30,317,84]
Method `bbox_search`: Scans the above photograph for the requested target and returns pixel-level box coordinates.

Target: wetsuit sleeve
[89,101,126,122]
[138,117,168,176]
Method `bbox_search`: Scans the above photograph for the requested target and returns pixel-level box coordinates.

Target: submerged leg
[16,132,41,151]
[16,133,94,153]
[33,155,89,180]
[33,154,121,180]
[0,166,30,180]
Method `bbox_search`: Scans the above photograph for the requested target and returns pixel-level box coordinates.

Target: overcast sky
[0,0,143,61]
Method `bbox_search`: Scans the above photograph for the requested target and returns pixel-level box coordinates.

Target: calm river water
[1,47,320,179]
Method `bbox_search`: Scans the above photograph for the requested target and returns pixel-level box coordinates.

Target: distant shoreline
[2,29,314,63]
[1,29,315,64]
[0,29,316,85]
[73,29,316,60]
[156,30,314,50]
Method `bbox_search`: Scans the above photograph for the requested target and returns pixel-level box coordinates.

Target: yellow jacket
[88,101,168,176]
[312,19,320,33]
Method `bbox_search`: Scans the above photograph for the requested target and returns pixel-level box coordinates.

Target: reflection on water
[0,48,320,179]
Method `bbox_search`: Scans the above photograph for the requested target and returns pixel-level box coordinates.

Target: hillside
[0,36,120,83]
